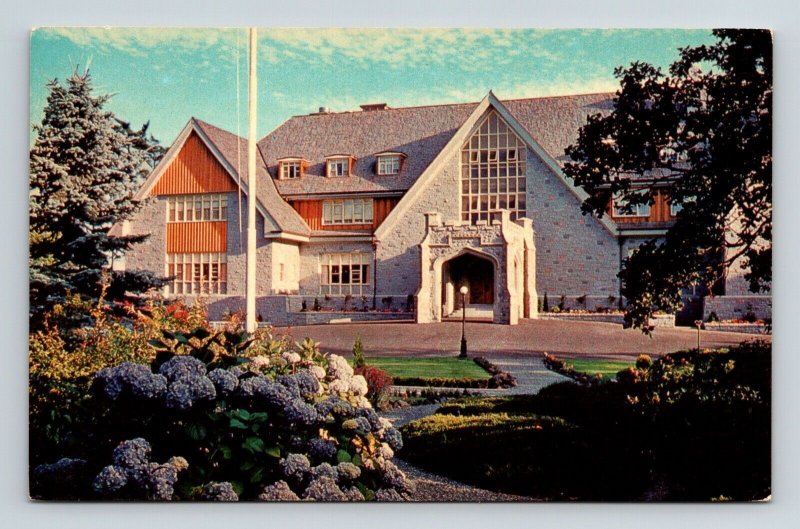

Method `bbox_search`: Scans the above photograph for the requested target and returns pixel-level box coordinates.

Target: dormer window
[375,152,405,175]
[326,155,354,177]
[277,158,308,180]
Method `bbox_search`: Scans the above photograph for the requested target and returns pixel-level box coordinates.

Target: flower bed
[400,342,771,501]
[379,357,516,389]
[31,326,412,501]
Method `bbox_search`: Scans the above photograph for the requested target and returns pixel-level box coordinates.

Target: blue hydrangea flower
[303,476,348,501]
[258,381,294,409]
[353,417,372,433]
[307,438,338,460]
[200,482,238,501]
[93,465,128,493]
[33,457,87,479]
[309,462,338,481]
[383,427,403,451]
[285,400,318,426]
[165,375,216,411]
[229,365,248,378]
[131,373,168,400]
[335,462,361,482]
[94,363,153,400]
[356,408,382,431]
[279,453,311,482]
[315,396,354,419]
[158,355,207,382]
[208,368,238,396]
[112,438,151,472]
[276,375,302,399]
[237,375,270,398]
[258,480,300,501]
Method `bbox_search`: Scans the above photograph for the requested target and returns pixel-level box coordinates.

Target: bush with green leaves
[31,332,410,501]
[403,341,770,501]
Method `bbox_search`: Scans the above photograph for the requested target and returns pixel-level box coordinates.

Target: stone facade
[525,151,620,301]
[124,196,167,276]
[415,211,535,324]
[120,96,770,327]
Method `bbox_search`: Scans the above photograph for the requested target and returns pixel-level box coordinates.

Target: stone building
[116,91,769,325]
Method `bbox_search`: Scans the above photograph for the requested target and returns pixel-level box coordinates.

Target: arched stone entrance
[442,251,495,315]
[415,210,538,325]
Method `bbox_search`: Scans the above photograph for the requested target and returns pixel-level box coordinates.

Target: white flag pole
[246,27,258,333]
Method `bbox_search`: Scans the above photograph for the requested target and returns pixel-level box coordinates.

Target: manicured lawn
[352,357,491,380]
[562,358,634,380]
[400,343,771,501]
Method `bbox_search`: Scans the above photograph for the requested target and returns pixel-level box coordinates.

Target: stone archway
[442,251,495,315]
[415,210,537,325]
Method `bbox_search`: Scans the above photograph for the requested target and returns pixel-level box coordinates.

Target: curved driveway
[276,319,768,360]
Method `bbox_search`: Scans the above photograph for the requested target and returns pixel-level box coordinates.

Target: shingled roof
[192,119,311,237]
[257,93,615,196]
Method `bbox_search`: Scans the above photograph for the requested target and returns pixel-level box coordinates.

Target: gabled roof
[134,118,310,239]
[257,93,615,196]
[192,119,310,237]
[373,92,619,238]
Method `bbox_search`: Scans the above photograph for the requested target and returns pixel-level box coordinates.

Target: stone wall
[376,147,462,298]
[525,151,621,299]
[125,196,167,277]
[703,295,772,321]
[225,194,273,297]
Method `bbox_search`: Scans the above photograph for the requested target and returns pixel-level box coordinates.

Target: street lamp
[459,286,468,358]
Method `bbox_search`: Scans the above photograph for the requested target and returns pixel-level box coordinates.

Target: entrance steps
[443,304,494,321]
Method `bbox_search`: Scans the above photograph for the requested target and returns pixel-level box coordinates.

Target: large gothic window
[460,111,527,224]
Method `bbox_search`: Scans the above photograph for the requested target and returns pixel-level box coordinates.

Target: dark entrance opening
[443,252,495,309]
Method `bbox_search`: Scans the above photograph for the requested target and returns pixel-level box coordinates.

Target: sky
[30,28,717,146]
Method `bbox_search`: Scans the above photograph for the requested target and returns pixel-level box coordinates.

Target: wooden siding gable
[151,132,238,196]
[166,221,227,254]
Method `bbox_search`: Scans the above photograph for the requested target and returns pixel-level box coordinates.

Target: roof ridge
[286,91,615,119]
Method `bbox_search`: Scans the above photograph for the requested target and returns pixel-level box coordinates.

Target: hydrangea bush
[32,333,411,501]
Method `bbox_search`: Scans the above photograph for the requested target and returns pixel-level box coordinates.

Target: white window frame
[612,191,651,218]
[460,110,528,224]
[377,154,402,175]
[166,252,227,295]
[326,157,350,177]
[280,160,302,179]
[669,195,694,216]
[321,198,373,225]
[320,253,372,296]
[167,194,228,223]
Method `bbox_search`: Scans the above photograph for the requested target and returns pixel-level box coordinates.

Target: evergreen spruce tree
[29,68,165,321]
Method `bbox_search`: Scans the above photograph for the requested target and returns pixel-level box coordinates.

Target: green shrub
[31,341,410,501]
[402,341,771,501]
[352,335,366,368]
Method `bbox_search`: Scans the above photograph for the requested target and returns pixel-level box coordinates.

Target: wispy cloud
[39,28,569,73]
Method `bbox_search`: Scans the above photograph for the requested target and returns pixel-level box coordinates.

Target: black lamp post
[459,286,468,358]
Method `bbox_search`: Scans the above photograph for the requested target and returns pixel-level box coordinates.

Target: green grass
[399,343,771,501]
[561,358,634,380]
[351,357,491,380]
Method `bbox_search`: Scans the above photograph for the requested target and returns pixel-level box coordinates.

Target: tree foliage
[29,68,166,322]
[564,30,772,330]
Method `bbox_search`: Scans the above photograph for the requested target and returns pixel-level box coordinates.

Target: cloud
[36,27,241,56]
[38,27,569,72]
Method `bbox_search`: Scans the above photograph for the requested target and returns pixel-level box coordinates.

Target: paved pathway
[379,353,570,501]
[276,318,766,361]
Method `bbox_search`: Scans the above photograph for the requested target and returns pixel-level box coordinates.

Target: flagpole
[246,27,258,333]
